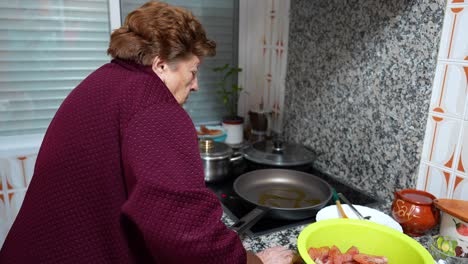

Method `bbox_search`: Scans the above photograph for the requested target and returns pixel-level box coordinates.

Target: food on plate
[197,125,222,136]
[308,245,388,264]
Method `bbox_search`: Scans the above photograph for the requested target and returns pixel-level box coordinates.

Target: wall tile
[420,114,461,169]
[438,5,468,60]
[430,63,468,118]
[24,154,36,186]
[0,158,11,192]
[4,157,29,189]
[0,194,7,226]
[0,155,34,247]
[457,120,468,175]
[0,193,9,248]
[418,1,468,200]
[452,174,468,200]
[418,163,451,198]
[465,87,468,120]
[7,191,26,222]
[437,6,452,60]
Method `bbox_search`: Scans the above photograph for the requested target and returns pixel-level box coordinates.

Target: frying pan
[231,169,332,234]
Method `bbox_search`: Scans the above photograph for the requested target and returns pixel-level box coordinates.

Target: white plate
[316,204,403,232]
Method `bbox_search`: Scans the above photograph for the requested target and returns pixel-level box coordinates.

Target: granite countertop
[221,198,437,258]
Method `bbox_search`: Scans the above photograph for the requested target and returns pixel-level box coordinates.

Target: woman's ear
[152,56,166,76]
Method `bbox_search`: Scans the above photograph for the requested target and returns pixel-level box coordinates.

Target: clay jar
[391,189,440,237]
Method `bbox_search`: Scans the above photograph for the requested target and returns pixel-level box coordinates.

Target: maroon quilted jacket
[0,59,246,263]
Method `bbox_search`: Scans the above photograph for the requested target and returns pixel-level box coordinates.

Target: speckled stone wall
[284,0,446,202]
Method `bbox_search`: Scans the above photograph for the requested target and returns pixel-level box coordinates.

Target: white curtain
[238,0,290,134]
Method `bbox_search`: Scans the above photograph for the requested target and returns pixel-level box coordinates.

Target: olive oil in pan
[258,188,320,208]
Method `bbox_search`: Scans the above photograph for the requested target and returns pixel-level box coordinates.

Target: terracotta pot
[391,189,440,237]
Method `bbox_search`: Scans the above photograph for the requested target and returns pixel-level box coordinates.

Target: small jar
[391,189,440,237]
[222,117,244,146]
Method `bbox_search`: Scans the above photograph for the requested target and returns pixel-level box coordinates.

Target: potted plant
[213,64,244,145]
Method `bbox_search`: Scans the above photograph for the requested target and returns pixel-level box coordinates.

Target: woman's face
[155,55,201,105]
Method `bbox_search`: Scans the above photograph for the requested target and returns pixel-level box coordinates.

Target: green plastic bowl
[297,218,434,264]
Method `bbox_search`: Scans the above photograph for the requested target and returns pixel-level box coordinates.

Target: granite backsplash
[283,0,446,203]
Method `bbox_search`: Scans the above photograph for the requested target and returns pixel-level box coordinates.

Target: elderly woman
[0,1,294,264]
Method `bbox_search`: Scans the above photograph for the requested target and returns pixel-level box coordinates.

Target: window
[0,0,238,141]
[0,0,111,137]
[120,0,239,124]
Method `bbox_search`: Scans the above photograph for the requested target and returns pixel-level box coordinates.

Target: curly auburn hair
[107,1,216,65]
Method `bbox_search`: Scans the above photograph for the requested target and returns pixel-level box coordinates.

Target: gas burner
[207,165,381,237]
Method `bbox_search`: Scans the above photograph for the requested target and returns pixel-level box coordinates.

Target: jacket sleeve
[120,103,246,264]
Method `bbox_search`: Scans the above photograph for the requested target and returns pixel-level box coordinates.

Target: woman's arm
[247,251,264,264]
[121,103,248,263]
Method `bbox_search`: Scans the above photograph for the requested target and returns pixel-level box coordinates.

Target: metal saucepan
[199,139,243,182]
[231,169,332,234]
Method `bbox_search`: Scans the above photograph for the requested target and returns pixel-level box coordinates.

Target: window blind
[0,0,110,137]
[120,0,239,124]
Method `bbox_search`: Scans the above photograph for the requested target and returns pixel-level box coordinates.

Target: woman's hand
[256,246,296,264]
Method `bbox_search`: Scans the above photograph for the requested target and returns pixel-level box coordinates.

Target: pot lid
[243,140,315,166]
[434,199,468,222]
[199,139,232,159]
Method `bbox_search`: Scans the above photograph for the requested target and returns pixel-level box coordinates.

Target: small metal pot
[199,139,243,182]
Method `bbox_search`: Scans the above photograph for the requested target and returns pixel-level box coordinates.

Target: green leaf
[212,63,243,116]
[231,84,243,92]
[212,63,229,72]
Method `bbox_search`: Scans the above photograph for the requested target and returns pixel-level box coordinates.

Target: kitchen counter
[221,198,438,256]
[215,160,438,259]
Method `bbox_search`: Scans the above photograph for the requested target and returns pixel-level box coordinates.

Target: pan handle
[230,207,269,235]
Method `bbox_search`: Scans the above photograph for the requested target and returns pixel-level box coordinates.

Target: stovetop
[206,162,381,237]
